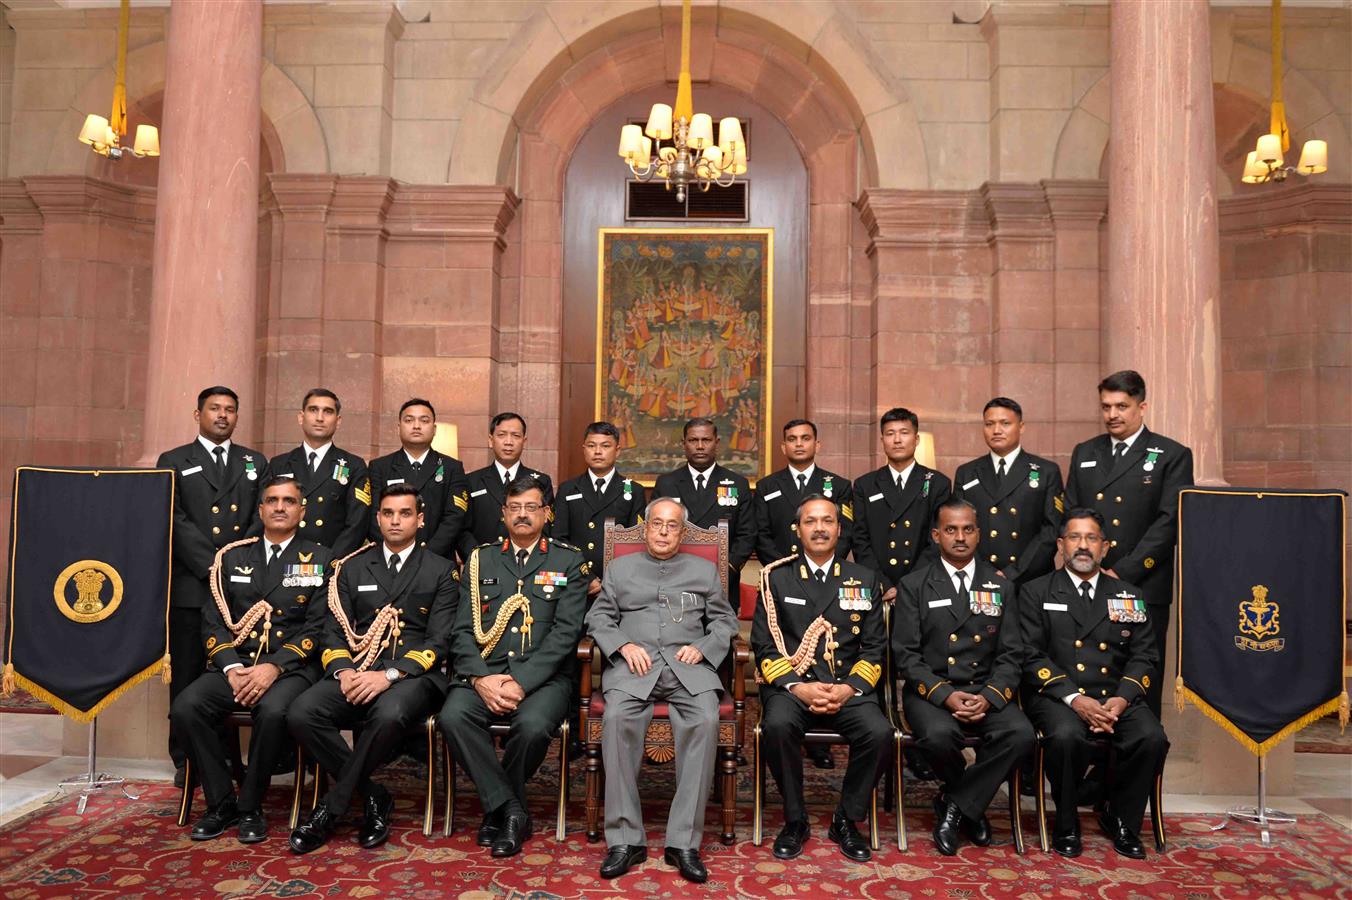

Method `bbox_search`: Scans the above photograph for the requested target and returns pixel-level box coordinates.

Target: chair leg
[176,758,195,828]
[1009,767,1025,856]
[869,787,879,852]
[719,743,737,845]
[1152,771,1166,852]
[289,748,306,830]
[442,735,455,838]
[1035,744,1049,853]
[423,717,436,838]
[556,720,569,842]
[310,764,323,813]
[752,723,763,847]
[584,739,603,843]
[895,732,906,851]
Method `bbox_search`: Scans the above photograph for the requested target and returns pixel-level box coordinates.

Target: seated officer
[893,498,1034,855]
[1019,508,1167,859]
[171,476,332,843]
[438,477,586,858]
[287,483,458,854]
[752,495,893,863]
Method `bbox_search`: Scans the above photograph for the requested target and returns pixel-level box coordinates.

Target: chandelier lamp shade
[76,0,159,161]
[1240,0,1328,186]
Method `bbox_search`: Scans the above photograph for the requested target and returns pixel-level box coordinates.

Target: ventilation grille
[626,180,749,222]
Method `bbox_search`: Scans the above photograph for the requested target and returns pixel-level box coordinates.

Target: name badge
[181,465,202,476]
[962,478,980,490]
[784,596,807,606]
[358,584,378,592]
[470,488,488,498]
[1079,461,1097,469]
[565,493,583,501]
[928,599,952,609]
[761,489,782,501]
[1044,602,1068,611]
[868,492,884,502]
[386,478,404,485]
[229,575,251,583]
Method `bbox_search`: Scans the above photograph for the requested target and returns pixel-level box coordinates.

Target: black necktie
[411,460,422,474]
[268,543,283,573]
[695,473,706,493]
[388,553,400,577]
[516,548,529,569]
[814,568,826,584]
[996,458,1006,482]
[309,451,318,474]
[1113,442,1128,461]
[955,570,970,608]
[797,473,808,492]
[213,446,226,480]
[595,477,605,495]
[1080,580,1093,606]
[504,470,513,490]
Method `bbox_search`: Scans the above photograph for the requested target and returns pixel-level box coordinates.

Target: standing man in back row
[554,421,647,600]
[458,413,555,563]
[1066,371,1192,717]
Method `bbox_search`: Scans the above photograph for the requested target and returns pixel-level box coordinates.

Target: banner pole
[58,716,140,814]
[1209,755,1296,845]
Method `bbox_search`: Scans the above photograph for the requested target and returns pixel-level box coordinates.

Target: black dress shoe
[932,799,963,856]
[190,798,240,841]
[808,745,835,769]
[827,811,871,862]
[289,803,335,854]
[491,811,532,858]
[963,812,992,846]
[1052,827,1082,858]
[357,789,393,849]
[599,844,647,879]
[1100,811,1146,859]
[477,810,502,847]
[237,810,268,844]
[664,847,708,884]
[773,819,809,860]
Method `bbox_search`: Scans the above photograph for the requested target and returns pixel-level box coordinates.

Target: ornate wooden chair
[442,718,569,840]
[577,518,750,844]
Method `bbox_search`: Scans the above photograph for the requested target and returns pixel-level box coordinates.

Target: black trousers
[1144,603,1169,718]
[169,668,312,811]
[437,674,571,814]
[287,676,444,817]
[1025,694,1167,834]
[760,688,893,823]
[904,691,1035,820]
[168,605,208,768]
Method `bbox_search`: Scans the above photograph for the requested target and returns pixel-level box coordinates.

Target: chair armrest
[577,637,597,702]
[730,635,751,702]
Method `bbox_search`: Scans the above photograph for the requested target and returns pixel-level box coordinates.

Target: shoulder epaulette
[548,538,583,553]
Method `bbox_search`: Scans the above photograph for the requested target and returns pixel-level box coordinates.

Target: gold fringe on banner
[1177,684,1339,757]
[11,658,164,724]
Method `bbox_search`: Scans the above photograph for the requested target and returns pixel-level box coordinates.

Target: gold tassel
[1,662,15,696]
[160,652,172,684]
[1339,690,1349,733]
[1174,675,1186,713]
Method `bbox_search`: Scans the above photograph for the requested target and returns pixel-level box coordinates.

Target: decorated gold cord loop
[208,538,274,649]
[760,554,836,676]
[326,542,399,672]
[469,548,531,658]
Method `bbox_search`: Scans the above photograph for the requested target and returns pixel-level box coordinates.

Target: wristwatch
[384,668,402,683]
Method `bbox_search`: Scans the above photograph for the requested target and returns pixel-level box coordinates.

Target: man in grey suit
[585,497,739,884]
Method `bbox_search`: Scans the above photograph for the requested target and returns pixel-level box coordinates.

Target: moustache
[809,531,829,540]
[513,517,532,526]
[1074,550,1093,558]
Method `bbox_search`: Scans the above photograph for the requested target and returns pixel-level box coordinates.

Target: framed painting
[595,227,773,483]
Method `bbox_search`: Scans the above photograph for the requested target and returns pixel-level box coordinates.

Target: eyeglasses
[646,519,683,534]
[505,503,545,514]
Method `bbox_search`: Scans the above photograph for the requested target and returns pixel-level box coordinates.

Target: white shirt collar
[263,534,295,557]
[302,441,333,468]
[383,543,414,568]
[509,539,535,564]
[1113,425,1145,454]
[787,462,816,485]
[198,435,232,459]
[404,448,431,467]
[1067,569,1101,596]
[688,463,715,483]
[495,460,520,482]
[804,555,834,580]
[940,556,977,592]
[889,459,916,488]
[590,468,616,492]
[990,446,1021,470]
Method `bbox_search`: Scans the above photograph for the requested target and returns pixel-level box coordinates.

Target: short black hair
[880,407,919,432]
[782,418,818,439]
[505,475,547,503]
[379,482,423,511]
[982,397,1022,419]
[683,417,718,438]
[399,397,436,419]
[794,492,837,524]
[1098,370,1146,402]
[301,388,341,415]
[1059,507,1105,536]
[197,386,238,410]
[259,475,302,496]
[490,412,526,434]
[584,421,621,442]
[932,496,978,528]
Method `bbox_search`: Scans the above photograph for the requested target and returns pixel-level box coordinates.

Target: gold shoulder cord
[760,554,837,676]
[469,547,533,657]
[326,542,402,672]
[208,537,274,663]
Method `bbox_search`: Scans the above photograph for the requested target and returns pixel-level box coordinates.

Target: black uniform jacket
[456,464,555,562]
[203,537,333,681]
[654,463,756,575]
[752,465,855,564]
[268,445,371,557]
[367,449,471,561]
[953,450,1064,585]
[552,472,647,579]
[851,464,952,591]
[158,440,270,608]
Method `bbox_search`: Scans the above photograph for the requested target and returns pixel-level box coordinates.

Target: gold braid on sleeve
[469,548,532,658]
[759,553,837,676]
[326,542,401,672]
[209,538,273,655]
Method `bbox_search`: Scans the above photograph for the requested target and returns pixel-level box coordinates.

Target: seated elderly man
[584,497,739,884]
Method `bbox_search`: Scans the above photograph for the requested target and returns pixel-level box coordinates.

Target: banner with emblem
[1176,487,1348,755]
[3,467,173,721]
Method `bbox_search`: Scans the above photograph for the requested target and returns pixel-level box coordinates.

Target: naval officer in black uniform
[553,421,647,600]
[457,413,555,563]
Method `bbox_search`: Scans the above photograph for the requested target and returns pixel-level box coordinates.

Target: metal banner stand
[1210,754,1295,846]
[57,717,139,814]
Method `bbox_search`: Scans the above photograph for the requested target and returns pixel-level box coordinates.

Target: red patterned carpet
[1,752,1348,899]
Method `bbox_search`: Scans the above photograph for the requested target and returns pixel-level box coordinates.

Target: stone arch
[52,42,329,176]
[446,0,925,189]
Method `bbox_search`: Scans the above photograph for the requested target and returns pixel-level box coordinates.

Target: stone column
[138,0,263,459]
[1105,0,1223,486]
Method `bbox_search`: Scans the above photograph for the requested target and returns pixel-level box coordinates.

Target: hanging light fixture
[617,0,744,202]
[76,0,159,161]
[1241,0,1327,185]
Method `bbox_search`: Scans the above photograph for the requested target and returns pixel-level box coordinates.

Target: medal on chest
[1027,463,1040,490]
[333,458,351,485]
[243,455,258,481]
[1142,448,1162,473]
[1108,591,1147,623]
